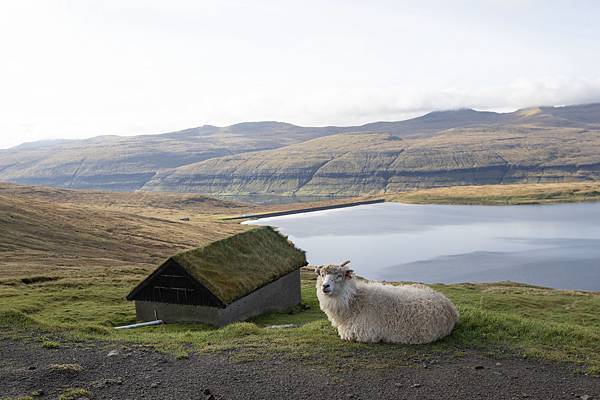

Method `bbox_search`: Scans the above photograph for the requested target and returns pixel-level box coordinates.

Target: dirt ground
[1,338,598,400]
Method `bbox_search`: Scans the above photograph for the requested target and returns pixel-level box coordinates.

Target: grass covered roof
[168,226,306,304]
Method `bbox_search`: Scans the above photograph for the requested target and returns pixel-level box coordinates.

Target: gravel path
[1,338,598,400]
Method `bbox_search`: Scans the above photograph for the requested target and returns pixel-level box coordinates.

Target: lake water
[245,202,600,291]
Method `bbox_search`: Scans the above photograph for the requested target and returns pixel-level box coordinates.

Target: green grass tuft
[41,340,60,349]
[58,388,91,400]
[0,397,34,400]
[48,364,83,373]
[0,310,40,329]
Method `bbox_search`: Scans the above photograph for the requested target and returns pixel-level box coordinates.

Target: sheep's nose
[322,284,330,290]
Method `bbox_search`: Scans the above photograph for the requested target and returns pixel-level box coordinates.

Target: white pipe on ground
[114,320,164,330]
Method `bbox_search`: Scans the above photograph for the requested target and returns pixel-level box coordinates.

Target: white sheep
[315,261,459,344]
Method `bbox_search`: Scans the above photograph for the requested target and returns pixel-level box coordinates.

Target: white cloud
[1,0,600,148]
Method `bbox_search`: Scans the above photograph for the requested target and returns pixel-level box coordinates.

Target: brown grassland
[388,181,600,205]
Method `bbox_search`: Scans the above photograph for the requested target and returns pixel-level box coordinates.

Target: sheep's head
[315,261,353,297]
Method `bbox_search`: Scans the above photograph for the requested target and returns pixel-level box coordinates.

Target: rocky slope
[2,103,600,194]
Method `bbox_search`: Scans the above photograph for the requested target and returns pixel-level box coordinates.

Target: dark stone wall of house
[134,269,301,326]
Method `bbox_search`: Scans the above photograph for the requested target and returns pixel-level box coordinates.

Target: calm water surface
[245,202,600,291]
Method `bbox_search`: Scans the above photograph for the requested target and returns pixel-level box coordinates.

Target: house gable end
[127,259,225,307]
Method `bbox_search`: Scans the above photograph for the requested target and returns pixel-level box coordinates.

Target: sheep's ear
[344,269,354,279]
[314,266,322,276]
[340,260,351,267]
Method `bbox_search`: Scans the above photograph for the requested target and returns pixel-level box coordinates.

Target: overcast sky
[1,0,600,148]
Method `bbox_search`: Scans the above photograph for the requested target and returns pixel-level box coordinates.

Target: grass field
[1,182,599,375]
[388,182,600,205]
[2,272,600,374]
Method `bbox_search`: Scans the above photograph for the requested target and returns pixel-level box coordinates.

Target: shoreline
[222,198,385,220]
[222,182,600,220]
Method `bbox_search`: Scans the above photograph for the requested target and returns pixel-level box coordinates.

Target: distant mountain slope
[355,108,505,137]
[142,123,600,196]
[1,103,600,193]
[537,103,600,124]
[0,122,351,191]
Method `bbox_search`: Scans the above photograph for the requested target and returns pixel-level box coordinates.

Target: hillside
[142,124,600,196]
[0,183,252,284]
[0,183,375,278]
[2,103,600,194]
[0,122,344,191]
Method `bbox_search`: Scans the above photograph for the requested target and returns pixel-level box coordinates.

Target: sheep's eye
[336,274,342,279]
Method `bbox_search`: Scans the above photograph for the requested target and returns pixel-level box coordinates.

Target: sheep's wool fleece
[317,276,459,344]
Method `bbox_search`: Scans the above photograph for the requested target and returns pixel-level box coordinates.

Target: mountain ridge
[140,125,600,196]
[7,103,600,150]
[2,103,600,194]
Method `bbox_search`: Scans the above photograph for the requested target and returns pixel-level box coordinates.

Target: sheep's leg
[337,326,357,342]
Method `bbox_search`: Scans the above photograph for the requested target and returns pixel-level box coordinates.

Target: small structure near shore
[126,226,307,326]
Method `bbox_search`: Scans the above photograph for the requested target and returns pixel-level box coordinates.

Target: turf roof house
[127,226,307,326]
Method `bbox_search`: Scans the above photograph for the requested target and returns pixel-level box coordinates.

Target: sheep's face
[315,262,353,297]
